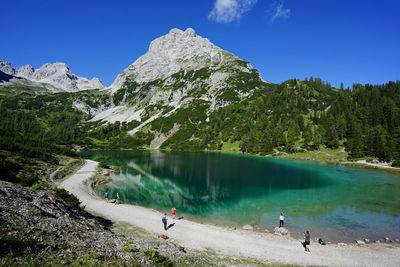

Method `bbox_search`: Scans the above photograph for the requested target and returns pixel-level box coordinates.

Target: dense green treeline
[1,79,399,171]
[198,79,400,162]
[157,79,400,164]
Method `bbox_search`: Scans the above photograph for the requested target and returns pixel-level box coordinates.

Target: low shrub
[144,250,173,267]
[122,246,139,253]
[30,183,42,190]
[99,161,110,169]
[392,160,400,167]
[52,187,81,211]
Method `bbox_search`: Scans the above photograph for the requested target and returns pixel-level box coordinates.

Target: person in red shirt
[171,207,176,219]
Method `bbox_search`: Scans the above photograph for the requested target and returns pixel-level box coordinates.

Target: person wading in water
[279,213,284,228]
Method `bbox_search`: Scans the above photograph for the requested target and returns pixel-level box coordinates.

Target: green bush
[122,246,140,253]
[30,183,42,190]
[20,175,38,187]
[144,250,173,267]
[0,155,20,183]
[392,160,400,167]
[52,187,81,211]
[99,161,110,169]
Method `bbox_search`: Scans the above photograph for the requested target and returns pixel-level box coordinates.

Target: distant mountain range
[0,58,104,92]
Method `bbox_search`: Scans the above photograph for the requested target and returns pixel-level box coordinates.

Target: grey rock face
[15,64,35,77]
[110,27,238,92]
[0,58,15,75]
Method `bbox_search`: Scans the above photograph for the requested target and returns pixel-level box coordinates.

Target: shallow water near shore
[81,150,400,242]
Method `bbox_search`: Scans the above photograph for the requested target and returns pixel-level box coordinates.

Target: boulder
[274,227,289,236]
[242,224,253,231]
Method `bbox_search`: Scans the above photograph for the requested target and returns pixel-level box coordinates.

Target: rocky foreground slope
[0,180,252,266]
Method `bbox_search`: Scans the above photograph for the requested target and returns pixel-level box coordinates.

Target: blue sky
[1,0,399,88]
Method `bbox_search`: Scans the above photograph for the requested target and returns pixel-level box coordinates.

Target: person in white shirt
[279,213,284,227]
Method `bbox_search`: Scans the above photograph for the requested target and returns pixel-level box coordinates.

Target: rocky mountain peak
[16,64,35,77]
[0,58,15,75]
[33,62,77,81]
[110,28,237,92]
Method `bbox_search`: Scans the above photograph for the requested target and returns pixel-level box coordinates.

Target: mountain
[109,28,254,91]
[0,58,104,92]
[89,28,266,148]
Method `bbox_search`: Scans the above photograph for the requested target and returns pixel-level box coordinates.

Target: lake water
[81,150,400,242]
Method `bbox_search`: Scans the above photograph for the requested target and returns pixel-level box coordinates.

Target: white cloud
[208,0,258,23]
[270,1,291,22]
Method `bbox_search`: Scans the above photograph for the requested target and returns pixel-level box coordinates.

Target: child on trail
[279,213,284,228]
[162,213,167,230]
[116,192,119,204]
[104,192,108,201]
[171,207,176,219]
[304,230,311,252]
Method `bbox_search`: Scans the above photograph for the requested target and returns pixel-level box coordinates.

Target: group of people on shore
[162,207,177,230]
[104,191,119,204]
[101,195,312,252]
[279,213,311,252]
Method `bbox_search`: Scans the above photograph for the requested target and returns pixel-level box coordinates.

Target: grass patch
[221,141,241,152]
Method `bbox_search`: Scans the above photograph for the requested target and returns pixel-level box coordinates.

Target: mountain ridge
[0,58,104,92]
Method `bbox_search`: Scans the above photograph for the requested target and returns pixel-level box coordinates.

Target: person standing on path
[116,192,119,204]
[104,192,108,201]
[304,230,311,252]
[162,213,168,230]
[279,213,284,227]
[171,207,176,219]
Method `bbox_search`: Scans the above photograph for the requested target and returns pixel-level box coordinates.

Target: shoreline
[59,159,400,267]
[216,150,400,174]
[81,148,400,175]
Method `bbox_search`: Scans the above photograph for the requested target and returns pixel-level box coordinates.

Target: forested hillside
[1,78,400,177]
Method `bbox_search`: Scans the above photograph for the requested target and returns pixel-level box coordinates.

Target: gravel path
[60,160,400,267]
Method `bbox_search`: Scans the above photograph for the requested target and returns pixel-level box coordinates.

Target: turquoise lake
[81,150,400,242]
